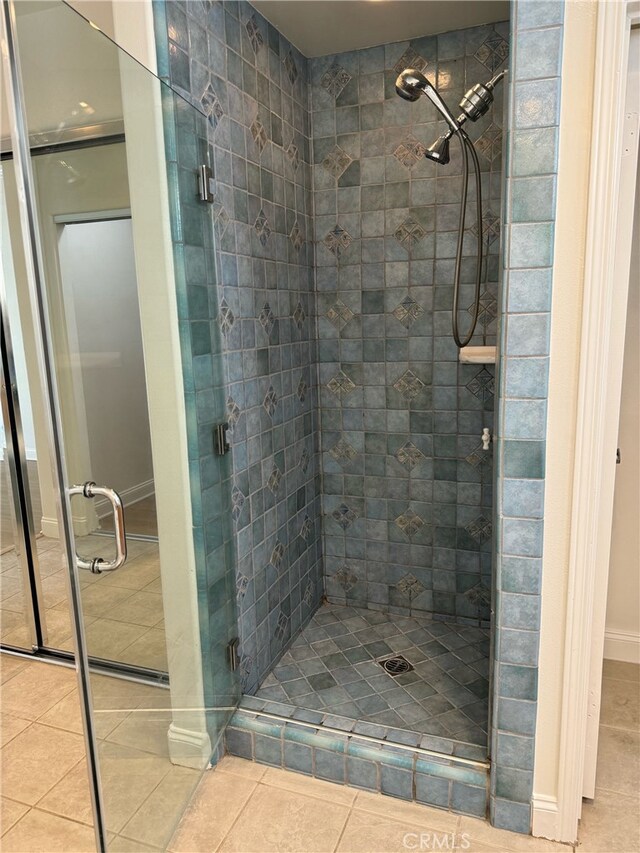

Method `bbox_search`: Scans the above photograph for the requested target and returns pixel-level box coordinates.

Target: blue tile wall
[490,0,565,834]
[155,0,324,695]
[309,24,509,624]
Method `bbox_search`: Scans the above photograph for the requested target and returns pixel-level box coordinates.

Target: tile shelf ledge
[458,346,497,364]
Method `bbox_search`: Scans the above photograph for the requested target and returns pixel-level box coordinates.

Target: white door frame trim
[553,0,639,843]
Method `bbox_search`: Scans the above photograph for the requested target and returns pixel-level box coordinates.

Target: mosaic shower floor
[255,604,490,749]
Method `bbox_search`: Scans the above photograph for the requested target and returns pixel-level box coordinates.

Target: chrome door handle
[68,481,127,573]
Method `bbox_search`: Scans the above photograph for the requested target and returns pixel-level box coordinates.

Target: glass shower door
[3,0,239,848]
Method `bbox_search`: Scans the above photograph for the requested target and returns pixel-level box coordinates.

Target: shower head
[395,68,460,132]
[424,134,451,165]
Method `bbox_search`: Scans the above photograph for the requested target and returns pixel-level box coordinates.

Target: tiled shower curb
[225,706,489,818]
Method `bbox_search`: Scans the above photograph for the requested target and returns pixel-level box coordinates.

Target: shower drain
[378,655,414,676]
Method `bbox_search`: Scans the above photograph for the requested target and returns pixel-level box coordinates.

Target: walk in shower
[1,0,524,847]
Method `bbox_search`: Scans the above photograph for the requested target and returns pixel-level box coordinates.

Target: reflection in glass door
[2,0,241,848]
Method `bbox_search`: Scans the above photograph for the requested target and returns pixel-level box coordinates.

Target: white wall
[605,159,640,663]
[57,218,154,502]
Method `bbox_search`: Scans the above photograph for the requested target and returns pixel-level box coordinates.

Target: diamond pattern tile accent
[254,209,272,246]
[231,485,245,521]
[470,290,498,330]
[392,296,424,330]
[226,396,241,428]
[283,50,298,85]
[393,369,425,401]
[465,444,492,468]
[395,573,425,598]
[263,386,278,418]
[334,565,359,591]
[329,437,358,466]
[300,515,312,541]
[201,81,224,129]
[293,301,306,329]
[394,441,425,471]
[299,446,310,474]
[297,377,307,403]
[474,122,503,163]
[393,47,429,75]
[323,225,353,259]
[290,221,304,252]
[270,540,285,570]
[213,201,230,237]
[327,369,356,399]
[332,503,359,529]
[466,368,495,402]
[274,610,290,641]
[474,32,509,72]
[267,465,282,495]
[465,515,493,544]
[218,299,235,335]
[255,603,490,747]
[245,15,264,53]
[303,580,314,607]
[465,583,491,608]
[286,141,300,172]
[395,508,425,538]
[394,216,427,250]
[470,208,500,245]
[326,299,355,331]
[250,117,268,153]
[237,574,249,601]
[321,63,352,98]
[322,145,352,179]
[393,135,427,169]
[259,302,275,337]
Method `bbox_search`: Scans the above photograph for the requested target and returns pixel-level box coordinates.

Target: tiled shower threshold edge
[224,703,490,818]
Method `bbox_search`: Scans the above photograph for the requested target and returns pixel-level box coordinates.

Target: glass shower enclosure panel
[5,0,240,847]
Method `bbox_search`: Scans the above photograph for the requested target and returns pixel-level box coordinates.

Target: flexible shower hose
[451,128,484,348]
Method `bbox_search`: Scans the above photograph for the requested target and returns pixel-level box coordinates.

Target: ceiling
[250,0,510,58]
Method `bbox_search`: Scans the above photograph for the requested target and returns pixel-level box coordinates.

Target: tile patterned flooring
[0,533,167,671]
[0,654,199,852]
[0,654,637,851]
[255,603,490,748]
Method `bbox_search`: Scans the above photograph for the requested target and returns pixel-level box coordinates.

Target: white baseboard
[167,722,212,770]
[532,794,561,842]
[604,629,640,663]
[40,516,59,538]
[95,478,154,518]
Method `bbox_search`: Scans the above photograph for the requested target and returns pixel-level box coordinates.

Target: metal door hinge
[214,422,230,456]
[197,164,214,203]
[227,637,240,671]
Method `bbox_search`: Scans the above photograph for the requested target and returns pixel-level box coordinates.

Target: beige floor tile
[1,592,26,613]
[79,582,135,617]
[218,783,349,853]
[169,769,258,852]
[37,759,93,826]
[0,608,29,640]
[83,617,149,660]
[1,722,85,805]
[41,572,71,609]
[0,652,28,683]
[106,710,172,758]
[459,816,569,851]
[119,627,168,670]
[216,755,267,781]
[96,740,172,833]
[354,790,459,833]
[42,606,76,651]
[39,689,127,738]
[261,764,357,805]
[1,807,97,852]
[594,725,640,796]
[104,556,161,592]
[0,711,31,747]
[579,788,640,852]
[109,835,162,852]
[337,809,460,853]
[1,798,29,836]
[0,575,24,599]
[600,677,640,730]
[120,764,201,849]
[602,660,640,683]
[0,659,76,719]
[90,673,171,712]
[108,590,164,628]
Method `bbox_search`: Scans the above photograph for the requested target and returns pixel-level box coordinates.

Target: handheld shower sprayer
[394,67,506,347]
